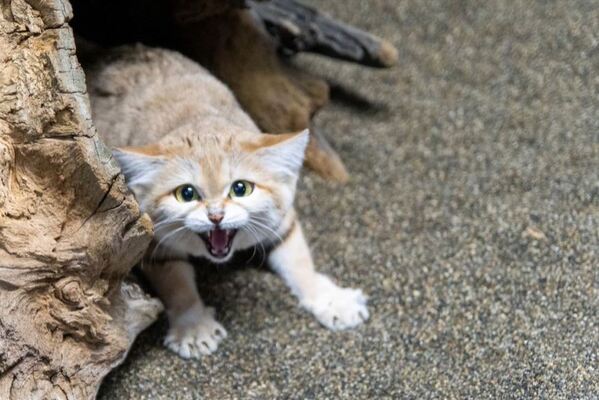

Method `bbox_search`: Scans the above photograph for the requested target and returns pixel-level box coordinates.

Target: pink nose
[208,213,224,225]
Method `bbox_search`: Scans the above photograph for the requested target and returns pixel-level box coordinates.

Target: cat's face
[114,129,308,263]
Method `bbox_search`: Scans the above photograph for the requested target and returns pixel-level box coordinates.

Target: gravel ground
[99,1,598,398]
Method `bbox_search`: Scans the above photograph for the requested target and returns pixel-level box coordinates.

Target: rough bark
[0,1,162,399]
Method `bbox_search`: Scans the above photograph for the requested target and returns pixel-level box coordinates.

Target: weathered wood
[250,0,398,68]
[0,1,162,399]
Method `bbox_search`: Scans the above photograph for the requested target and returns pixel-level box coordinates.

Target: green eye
[174,185,200,202]
[229,180,254,198]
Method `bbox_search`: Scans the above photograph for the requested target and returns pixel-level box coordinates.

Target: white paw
[164,306,227,359]
[301,276,369,331]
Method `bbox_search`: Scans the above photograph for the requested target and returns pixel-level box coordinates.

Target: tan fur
[86,44,368,359]
[240,132,299,152]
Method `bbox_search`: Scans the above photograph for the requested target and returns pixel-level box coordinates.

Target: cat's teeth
[201,228,237,259]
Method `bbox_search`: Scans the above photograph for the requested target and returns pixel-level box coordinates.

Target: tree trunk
[0,1,162,399]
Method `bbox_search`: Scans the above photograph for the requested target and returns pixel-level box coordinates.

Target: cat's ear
[251,129,309,178]
[112,144,166,189]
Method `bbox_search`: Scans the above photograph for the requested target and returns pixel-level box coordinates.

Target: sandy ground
[99,1,598,398]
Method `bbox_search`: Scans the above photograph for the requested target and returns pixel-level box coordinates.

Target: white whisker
[153,217,187,230]
[249,218,283,243]
[151,225,188,260]
[242,223,267,265]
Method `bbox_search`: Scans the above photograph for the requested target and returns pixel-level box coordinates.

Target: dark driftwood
[71,0,398,183]
[250,0,398,68]
[173,8,349,182]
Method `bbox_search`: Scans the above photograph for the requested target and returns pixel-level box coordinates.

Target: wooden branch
[0,1,162,398]
[250,0,398,68]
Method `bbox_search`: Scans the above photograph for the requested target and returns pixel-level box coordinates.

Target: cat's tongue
[208,228,230,257]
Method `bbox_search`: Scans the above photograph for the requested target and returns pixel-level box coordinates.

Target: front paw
[301,277,369,331]
[164,306,227,359]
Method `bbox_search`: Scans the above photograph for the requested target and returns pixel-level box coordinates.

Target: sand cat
[85,44,368,359]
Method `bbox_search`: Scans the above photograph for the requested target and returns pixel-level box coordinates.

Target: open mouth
[199,228,238,259]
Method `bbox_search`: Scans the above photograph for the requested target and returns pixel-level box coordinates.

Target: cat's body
[89,45,259,150]
[86,44,368,359]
